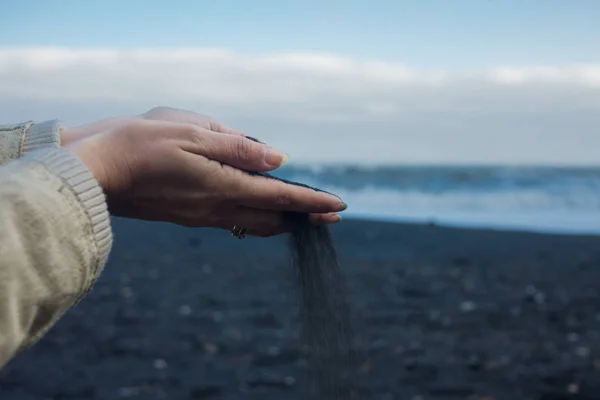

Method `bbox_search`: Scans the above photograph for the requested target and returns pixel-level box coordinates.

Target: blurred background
[1,1,600,399]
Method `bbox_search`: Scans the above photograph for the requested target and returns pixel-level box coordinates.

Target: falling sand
[249,170,362,399]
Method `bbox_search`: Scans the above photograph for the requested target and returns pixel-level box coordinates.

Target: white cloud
[1,47,599,165]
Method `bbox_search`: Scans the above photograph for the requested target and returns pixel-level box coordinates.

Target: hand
[66,116,346,237]
[61,106,251,147]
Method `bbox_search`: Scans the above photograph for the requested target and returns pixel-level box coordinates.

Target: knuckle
[149,106,173,115]
[207,120,221,131]
[232,138,257,163]
[185,125,209,148]
[274,189,293,207]
[142,106,166,119]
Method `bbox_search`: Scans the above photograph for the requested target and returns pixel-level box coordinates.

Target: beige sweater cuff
[21,120,62,155]
[0,120,62,165]
[23,148,113,277]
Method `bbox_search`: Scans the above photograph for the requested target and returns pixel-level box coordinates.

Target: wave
[333,187,600,235]
[274,165,600,235]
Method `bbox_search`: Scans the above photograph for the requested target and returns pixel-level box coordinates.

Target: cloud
[1,47,599,165]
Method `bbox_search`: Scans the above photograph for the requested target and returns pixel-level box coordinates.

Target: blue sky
[1,1,599,165]
[3,0,599,68]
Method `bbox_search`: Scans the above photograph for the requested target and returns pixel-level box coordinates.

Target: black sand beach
[2,217,600,399]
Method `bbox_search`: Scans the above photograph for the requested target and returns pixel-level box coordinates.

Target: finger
[212,207,292,237]
[207,122,266,144]
[193,119,266,143]
[207,120,246,137]
[142,106,251,138]
[309,212,342,225]
[243,135,266,144]
[213,208,342,238]
[232,173,348,214]
[187,130,289,171]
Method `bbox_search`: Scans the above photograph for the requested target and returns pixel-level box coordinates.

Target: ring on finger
[231,226,248,239]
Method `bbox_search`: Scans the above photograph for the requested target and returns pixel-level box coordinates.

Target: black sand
[2,218,600,399]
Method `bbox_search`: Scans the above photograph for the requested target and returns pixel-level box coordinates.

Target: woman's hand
[65,114,345,237]
[61,106,250,147]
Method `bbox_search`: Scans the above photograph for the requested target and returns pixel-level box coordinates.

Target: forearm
[0,148,112,368]
[0,121,62,165]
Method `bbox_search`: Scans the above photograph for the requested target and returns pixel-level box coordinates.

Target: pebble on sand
[203,342,219,355]
[152,359,168,370]
[212,311,224,322]
[283,376,296,386]
[120,287,134,299]
[118,387,140,398]
[575,346,590,358]
[567,383,580,394]
[178,305,192,316]
[567,332,580,343]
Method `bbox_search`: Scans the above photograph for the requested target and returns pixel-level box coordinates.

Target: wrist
[66,138,108,191]
[60,128,79,148]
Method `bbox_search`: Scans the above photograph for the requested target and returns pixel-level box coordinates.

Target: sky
[1,0,600,165]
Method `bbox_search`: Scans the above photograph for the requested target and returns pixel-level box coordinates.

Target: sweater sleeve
[0,120,62,165]
[0,147,112,368]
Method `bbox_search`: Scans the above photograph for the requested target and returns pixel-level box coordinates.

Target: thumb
[198,133,289,172]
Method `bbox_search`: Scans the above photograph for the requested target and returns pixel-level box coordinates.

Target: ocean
[275,164,600,235]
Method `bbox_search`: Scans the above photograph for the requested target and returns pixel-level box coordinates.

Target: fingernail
[333,214,343,223]
[265,148,289,167]
[321,194,347,211]
[246,136,265,144]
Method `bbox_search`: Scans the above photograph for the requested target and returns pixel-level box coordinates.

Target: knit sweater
[0,121,112,368]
